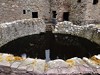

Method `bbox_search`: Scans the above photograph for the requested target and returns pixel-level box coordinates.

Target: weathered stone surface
[32,59,46,74]
[47,59,68,69]
[0,19,99,47]
[0,18,46,47]
[0,0,50,23]
[0,53,99,75]
[0,0,100,25]
[53,21,100,45]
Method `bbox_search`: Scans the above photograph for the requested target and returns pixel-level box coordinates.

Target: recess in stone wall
[77,0,81,3]
[23,10,26,14]
[93,0,98,5]
[32,12,38,18]
[52,11,57,18]
[63,12,69,21]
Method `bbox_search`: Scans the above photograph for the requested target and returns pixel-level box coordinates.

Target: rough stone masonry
[0,53,99,75]
[0,18,46,47]
[0,0,100,25]
[0,18,99,75]
[53,21,100,45]
[0,18,99,47]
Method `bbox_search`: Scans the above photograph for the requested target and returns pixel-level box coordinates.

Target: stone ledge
[0,53,99,75]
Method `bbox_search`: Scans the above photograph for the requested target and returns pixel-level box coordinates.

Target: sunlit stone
[33,59,46,73]
[11,62,21,68]
[47,59,68,69]
[95,54,100,60]
[83,57,100,68]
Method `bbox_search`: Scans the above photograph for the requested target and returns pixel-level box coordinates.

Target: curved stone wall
[0,18,46,47]
[0,19,99,75]
[0,18,99,48]
[53,21,100,45]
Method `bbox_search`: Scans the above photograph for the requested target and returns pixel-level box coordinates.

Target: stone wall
[53,21,100,45]
[0,0,50,23]
[85,0,100,24]
[69,0,87,25]
[70,0,100,25]
[0,18,46,47]
[50,0,71,21]
[50,0,88,25]
[50,0,100,25]
[0,18,99,47]
[0,0,100,25]
[0,53,99,75]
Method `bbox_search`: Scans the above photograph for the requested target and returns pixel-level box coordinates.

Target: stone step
[46,23,54,31]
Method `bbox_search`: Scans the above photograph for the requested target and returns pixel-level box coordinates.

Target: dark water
[0,31,100,60]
